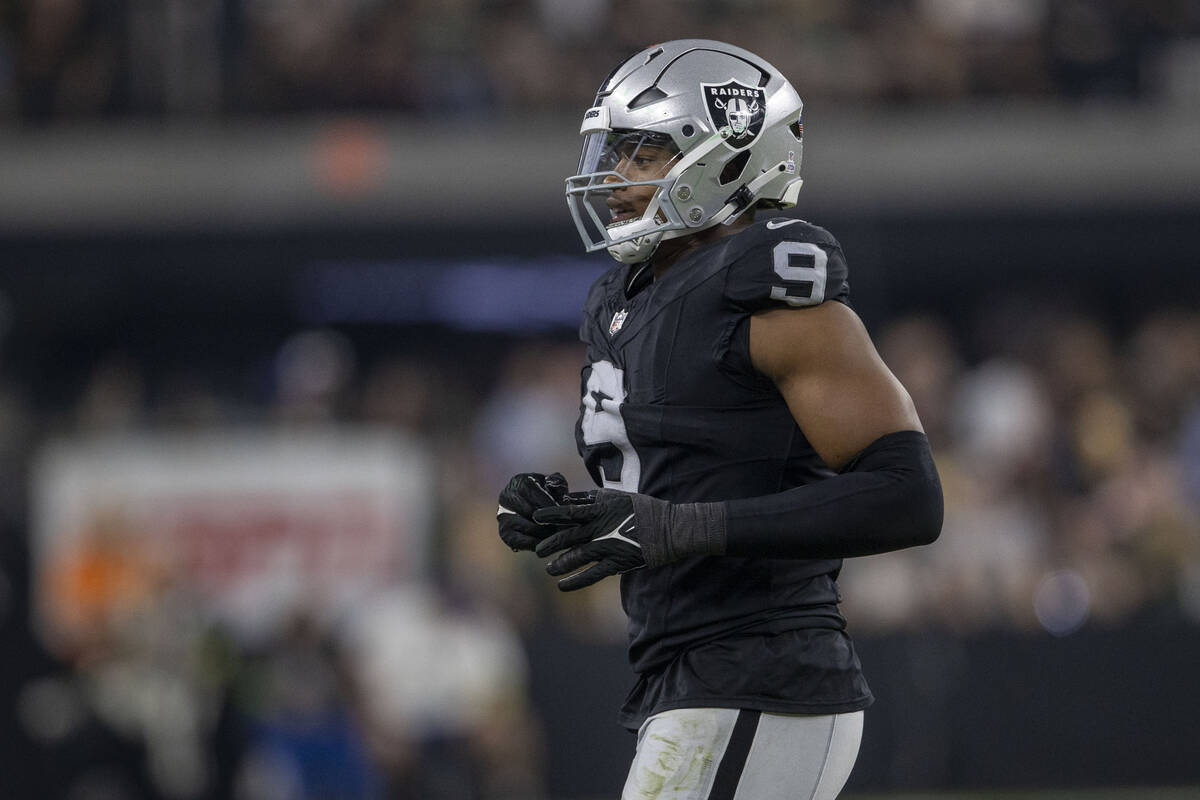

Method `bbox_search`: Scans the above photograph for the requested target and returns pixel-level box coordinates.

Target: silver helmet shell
[566,40,805,263]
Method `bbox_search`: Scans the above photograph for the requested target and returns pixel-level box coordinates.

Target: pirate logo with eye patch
[702,79,765,150]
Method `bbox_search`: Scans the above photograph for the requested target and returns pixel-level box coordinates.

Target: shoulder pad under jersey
[723,217,850,312]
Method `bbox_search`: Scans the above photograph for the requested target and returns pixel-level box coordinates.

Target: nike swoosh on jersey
[765,218,803,230]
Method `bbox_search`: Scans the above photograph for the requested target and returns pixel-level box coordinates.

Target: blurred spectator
[272,328,358,424]
[877,314,962,448]
[359,357,439,432]
[1124,311,1200,444]
[7,0,1200,122]
[232,612,381,800]
[339,581,545,800]
[76,353,147,432]
[473,344,590,491]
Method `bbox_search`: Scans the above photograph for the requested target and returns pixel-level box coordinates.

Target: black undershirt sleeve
[721,429,943,559]
[629,430,943,566]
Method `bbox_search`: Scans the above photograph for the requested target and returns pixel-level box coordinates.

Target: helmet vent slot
[789,121,804,141]
[629,87,668,109]
[719,150,752,185]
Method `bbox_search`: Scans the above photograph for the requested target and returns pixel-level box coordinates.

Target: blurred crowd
[0,295,1197,798]
[851,306,1200,635]
[3,0,1200,121]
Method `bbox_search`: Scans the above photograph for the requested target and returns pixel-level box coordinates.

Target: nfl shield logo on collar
[609,308,629,336]
[701,79,766,150]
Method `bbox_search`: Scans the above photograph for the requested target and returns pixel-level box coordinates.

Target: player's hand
[497,472,571,552]
[533,490,645,591]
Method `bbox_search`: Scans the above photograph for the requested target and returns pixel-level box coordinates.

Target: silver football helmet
[566,40,805,263]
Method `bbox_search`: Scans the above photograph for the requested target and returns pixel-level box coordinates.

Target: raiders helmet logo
[701,80,766,150]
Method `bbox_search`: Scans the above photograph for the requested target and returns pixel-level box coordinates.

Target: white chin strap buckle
[607,231,663,264]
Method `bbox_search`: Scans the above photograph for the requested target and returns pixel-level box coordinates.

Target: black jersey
[574,217,873,729]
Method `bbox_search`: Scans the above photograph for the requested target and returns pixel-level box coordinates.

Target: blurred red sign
[30,428,433,654]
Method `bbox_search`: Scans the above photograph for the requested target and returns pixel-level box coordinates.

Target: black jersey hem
[618,692,875,733]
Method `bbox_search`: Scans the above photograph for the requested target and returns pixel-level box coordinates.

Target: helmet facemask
[566,130,688,264]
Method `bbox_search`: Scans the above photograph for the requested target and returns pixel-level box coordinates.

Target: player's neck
[651,214,755,279]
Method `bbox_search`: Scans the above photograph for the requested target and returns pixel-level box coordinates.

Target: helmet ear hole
[719,150,752,186]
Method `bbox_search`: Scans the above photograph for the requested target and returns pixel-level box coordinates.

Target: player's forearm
[723,429,943,558]
[633,430,943,564]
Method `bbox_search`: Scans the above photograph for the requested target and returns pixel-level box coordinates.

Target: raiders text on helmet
[565,40,805,263]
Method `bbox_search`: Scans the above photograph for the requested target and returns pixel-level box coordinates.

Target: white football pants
[621,708,864,800]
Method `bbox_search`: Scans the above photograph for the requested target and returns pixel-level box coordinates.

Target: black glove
[496,472,572,552]
[533,490,645,591]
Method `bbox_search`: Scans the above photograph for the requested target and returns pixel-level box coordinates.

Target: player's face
[566,129,682,252]
[605,143,673,224]
[601,135,679,226]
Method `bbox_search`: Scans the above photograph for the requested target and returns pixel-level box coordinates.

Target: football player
[497,40,943,800]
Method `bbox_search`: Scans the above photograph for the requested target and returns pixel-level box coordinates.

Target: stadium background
[1,1,1199,798]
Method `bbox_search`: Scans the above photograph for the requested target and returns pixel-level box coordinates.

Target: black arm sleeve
[721,430,943,559]
[628,430,942,566]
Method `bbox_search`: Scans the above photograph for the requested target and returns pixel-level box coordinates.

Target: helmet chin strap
[713,160,794,226]
[605,158,793,264]
[607,230,663,264]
